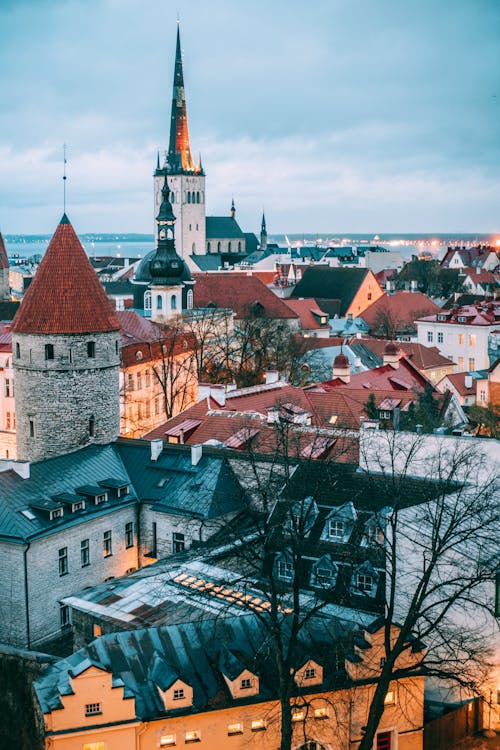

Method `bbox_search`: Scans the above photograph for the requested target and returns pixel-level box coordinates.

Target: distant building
[290,266,383,318]
[0,231,10,300]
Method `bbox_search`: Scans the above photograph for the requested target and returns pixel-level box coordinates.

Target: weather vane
[63,143,68,213]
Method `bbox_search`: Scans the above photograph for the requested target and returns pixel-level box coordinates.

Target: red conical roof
[0,232,9,270]
[12,215,120,335]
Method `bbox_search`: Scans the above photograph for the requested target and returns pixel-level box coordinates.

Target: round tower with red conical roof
[11,214,121,462]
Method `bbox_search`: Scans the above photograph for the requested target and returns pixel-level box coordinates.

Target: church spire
[260,211,268,252]
[167,25,197,174]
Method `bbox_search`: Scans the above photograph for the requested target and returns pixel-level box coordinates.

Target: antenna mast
[63,143,67,213]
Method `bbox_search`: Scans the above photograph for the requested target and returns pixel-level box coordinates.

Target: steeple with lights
[154,24,206,260]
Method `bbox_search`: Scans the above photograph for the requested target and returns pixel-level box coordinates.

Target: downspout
[136,498,141,570]
[137,721,149,750]
[24,541,31,648]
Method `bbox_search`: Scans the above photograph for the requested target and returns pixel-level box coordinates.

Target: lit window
[85,703,102,716]
[251,719,266,732]
[58,547,68,576]
[173,688,185,700]
[458,333,465,345]
[83,743,105,750]
[384,690,396,705]
[240,677,252,689]
[292,709,305,722]
[314,707,328,719]
[227,723,243,735]
[103,530,112,557]
[160,736,176,747]
[468,358,475,371]
[185,730,200,743]
[93,624,102,638]
[328,519,345,539]
[457,357,464,371]
[469,334,476,346]
[304,667,316,679]
[356,573,374,594]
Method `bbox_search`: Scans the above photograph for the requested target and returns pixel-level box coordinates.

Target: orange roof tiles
[362,291,441,334]
[193,272,299,320]
[12,215,120,335]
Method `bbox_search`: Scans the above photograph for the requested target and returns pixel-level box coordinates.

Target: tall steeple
[167,25,198,174]
[260,212,268,252]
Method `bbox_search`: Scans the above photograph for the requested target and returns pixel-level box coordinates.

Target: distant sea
[3,232,498,265]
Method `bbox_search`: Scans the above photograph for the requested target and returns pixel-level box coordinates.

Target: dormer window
[438,314,447,321]
[328,519,345,540]
[304,667,316,679]
[240,678,252,689]
[95,493,107,504]
[50,508,64,520]
[173,688,185,700]
[357,572,374,593]
[458,316,466,323]
[158,679,193,710]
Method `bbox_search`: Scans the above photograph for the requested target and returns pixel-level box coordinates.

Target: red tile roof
[442,372,476,397]
[417,302,500,327]
[282,298,329,330]
[311,357,430,392]
[193,273,299,320]
[0,232,9,270]
[350,337,454,370]
[11,215,120,335]
[361,291,441,335]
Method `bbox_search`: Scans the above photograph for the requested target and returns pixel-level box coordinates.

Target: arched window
[15,343,20,359]
[207,242,211,252]
[217,241,221,252]
[187,290,194,310]
[171,192,175,203]
[187,192,191,204]
[144,290,152,316]
[157,294,163,310]
[238,241,241,252]
[196,191,200,203]
[192,242,196,253]
[228,242,232,252]
[89,416,95,438]
[171,295,177,310]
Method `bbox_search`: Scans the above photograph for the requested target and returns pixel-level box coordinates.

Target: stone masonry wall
[0,541,29,647]
[13,330,120,462]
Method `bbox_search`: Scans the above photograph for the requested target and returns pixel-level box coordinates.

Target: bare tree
[151,320,198,420]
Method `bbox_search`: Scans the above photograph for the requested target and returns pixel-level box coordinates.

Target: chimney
[464,374,473,389]
[347,313,353,322]
[0,459,30,479]
[354,356,362,371]
[210,385,226,406]
[265,371,280,385]
[191,444,202,466]
[383,342,400,369]
[150,438,163,462]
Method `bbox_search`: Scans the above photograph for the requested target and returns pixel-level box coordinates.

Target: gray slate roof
[206,216,245,239]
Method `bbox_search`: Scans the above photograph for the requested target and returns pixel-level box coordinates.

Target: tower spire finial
[62,143,68,215]
[167,23,196,174]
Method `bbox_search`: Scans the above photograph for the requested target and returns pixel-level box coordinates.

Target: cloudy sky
[0,0,499,234]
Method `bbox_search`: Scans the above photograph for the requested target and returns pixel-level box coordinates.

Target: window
[85,703,102,716]
[89,416,95,437]
[304,667,316,679]
[468,358,475,371]
[5,412,11,430]
[157,294,163,310]
[60,603,70,628]
[160,736,176,747]
[187,290,193,310]
[93,623,102,637]
[227,723,243,735]
[136,371,142,389]
[437,331,444,344]
[173,688,185,700]
[5,378,11,397]
[144,290,152,316]
[356,573,374,594]
[151,522,157,557]
[379,410,391,420]
[50,508,63,520]
[316,567,335,583]
[45,343,54,360]
[376,731,392,750]
[240,677,252,689]
[29,419,35,438]
[314,707,328,719]
[277,559,293,580]
[171,295,177,310]
[251,719,266,731]
[154,397,160,416]
[58,547,68,576]
[87,341,95,358]
[15,342,20,358]
[125,522,134,548]
[469,334,476,346]
[103,530,112,557]
[217,241,221,252]
[427,331,433,343]
[328,519,345,540]
[368,292,372,301]
[228,242,232,251]
[384,690,396,705]
[292,709,305,722]
[144,369,151,388]
[196,191,200,203]
[457,357,464,371]
[458,333,465,345]
[173,532,185,553]
[207,241,211,252]
[185,730,200,743]
[115,340,119,355]
[81,539,90,566]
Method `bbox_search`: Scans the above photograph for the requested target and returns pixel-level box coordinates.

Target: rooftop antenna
[62,143,68,213]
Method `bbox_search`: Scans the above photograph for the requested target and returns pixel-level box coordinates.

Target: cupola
[332,349,350,382]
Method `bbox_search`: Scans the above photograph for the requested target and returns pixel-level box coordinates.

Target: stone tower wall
[154,172,206,258]
[13,330,120,462]
[0,268,9,300]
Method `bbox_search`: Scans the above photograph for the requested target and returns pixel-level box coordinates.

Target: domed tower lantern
[149,176,188,323]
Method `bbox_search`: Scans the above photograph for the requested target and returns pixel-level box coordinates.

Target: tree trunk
[279,693,293,750]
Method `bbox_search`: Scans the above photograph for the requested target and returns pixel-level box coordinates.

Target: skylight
[20,509,36,521]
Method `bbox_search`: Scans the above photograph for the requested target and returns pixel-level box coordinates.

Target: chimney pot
[191,444,202,466]
[150,438,163,462]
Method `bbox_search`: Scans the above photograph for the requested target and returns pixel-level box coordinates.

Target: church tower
[11,214,121,462]
[260,212,268,252]
[0,231,10,300]
[154,25,206,259]
[149,177,192,323]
